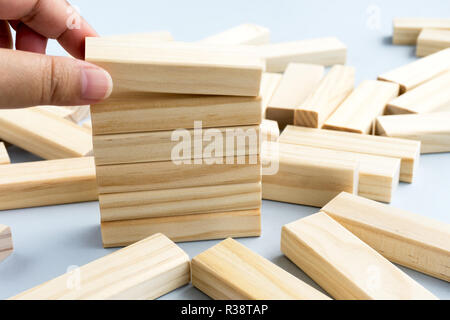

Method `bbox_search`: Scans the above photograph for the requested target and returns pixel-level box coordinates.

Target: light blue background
[0,0,449,299]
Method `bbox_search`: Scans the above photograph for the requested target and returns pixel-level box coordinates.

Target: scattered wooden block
[323,80,400,134]
[294,65,355,128]
[91,93,262,135]
[11,233,190,300]
[322,192,450,282]
[260,72,282,117]
[0,224,13,263]
[417,28,450,57]
[279,126,420,183]
[199,23,270,45]
[85,38,264,97]
[0,108,93,160]
[0,157,98,210]
[393,18,450,45]
[378,48,450,93]
[102,31,174,42]
[0,142,10,165]
[282,212,437,300]
[261,119,279,142]
[101,209,261,247]
[266,63,324,130]
[192,238,330,300]
[376,112,450,154]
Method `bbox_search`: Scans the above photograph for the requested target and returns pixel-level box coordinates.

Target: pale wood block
[386,70,450,114]
[282,212,437,300]
[0,224,13,263]
[91,93,262,135]
[93,125,259,165]
[261,120,279,142]
[260,72,282,117]
[99,183,261,222]
[322,192,450,282]
[378,48,450,93]
[417,29,450,57]
[0,157,97,210]
[101,209,261,248]
[34,106,90,123]
[294,65,355,128]
[11,233,190,300]
[199,24,270,45]
[0,108,93,160]
[376,112,450,154]
[279,126,421,183]
[393,18,450,45]
[192,238,330,300]
[262,143,359,207]
[96,155,261,194]
[85,38,264,97]
[266,63,324,130]
[323,80,400,134]
[0,142,10,165]
[102,31,174,42]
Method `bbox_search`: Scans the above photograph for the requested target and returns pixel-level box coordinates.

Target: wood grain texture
[294,65,355,128]
[192,238,330,300]
[279,126,420,183]
[260,72,282,117]
[0,224,13,263]
[261,120,279,142]
[0,157,98,210]
[417,29,450,57]
[102,31,174,42]
[101,209,261,247]
[378,48,450,93]
[0,108,93,159]
[393,18,450,45]
[323,80,400,134]
[99,183,261,222]
[376,112,450,154]
[11,233,190,300]
[322,192,450,282]
[199,24,270,45]
[33,106,90,123]
[0,142,10,165]
[266,63,324,130]
[282,212,438,300]
[85,38,264,97]
[91,93,262,135]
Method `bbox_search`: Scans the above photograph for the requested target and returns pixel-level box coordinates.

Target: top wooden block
[199,24,270,45]
[393,18,450,45]
[85,38,264,97]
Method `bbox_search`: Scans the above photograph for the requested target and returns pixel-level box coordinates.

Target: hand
[0,0,113,108]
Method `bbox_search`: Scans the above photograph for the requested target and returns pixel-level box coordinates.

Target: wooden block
[0,157,97,210]
[101,209,261,247]
[323,80,400,134]
[0,108,93,160]
[378,48,450,93]
[91,93,262,135]
[261,119,279,142]
[11,233,190,300]
[34,106,90,123]
[93,125,259,165]
[0,224,13,263]
[376,112,450,154]
[102,31,174,42]
[256,37,347,72]
[279,126,420,183]
[417,29,450,57]
[282,212,437,300]
[266,63,324,130]
[262,143,359,207]
[99,183,261,222]
[199,23,270,45]
[386,70,450,114]
[192,238,330,300]
[85,38,264,97]
[322,192,450,282]
[260,72,282,117]
[393,18,450,45]
[0,142,10,165]
[294,65,355,128]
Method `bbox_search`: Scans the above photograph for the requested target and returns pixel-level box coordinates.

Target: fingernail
[81,64,113,101]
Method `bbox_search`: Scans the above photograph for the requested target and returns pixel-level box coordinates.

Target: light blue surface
[1,0,449,300]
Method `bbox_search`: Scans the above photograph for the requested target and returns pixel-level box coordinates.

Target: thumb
[0,48,113,108]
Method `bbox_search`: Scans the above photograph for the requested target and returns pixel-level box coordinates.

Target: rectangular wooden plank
[261,119,279,142]
[192,238,330,300]
[11,233,190,300]
[279,126,420,183]
[101,209,261,248]
[376,112,450,154]
[91,93,262,135]
[199,23,270,45]
[0,108,93,159]
[294,65,355,128]
[0,157,98,210]
[260,72,282,117]
[266,63,324,130]
[323,80,400,134]
[102,31,174,42]
[99,182,261,222]
[0,142,10,165]
[0,224,13,263]
[85,38,264,97]
[322,192,450,282]
[393,18,450,45]
[282,212,437,300]
[417,28,450,57]
[378,48,450,93]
